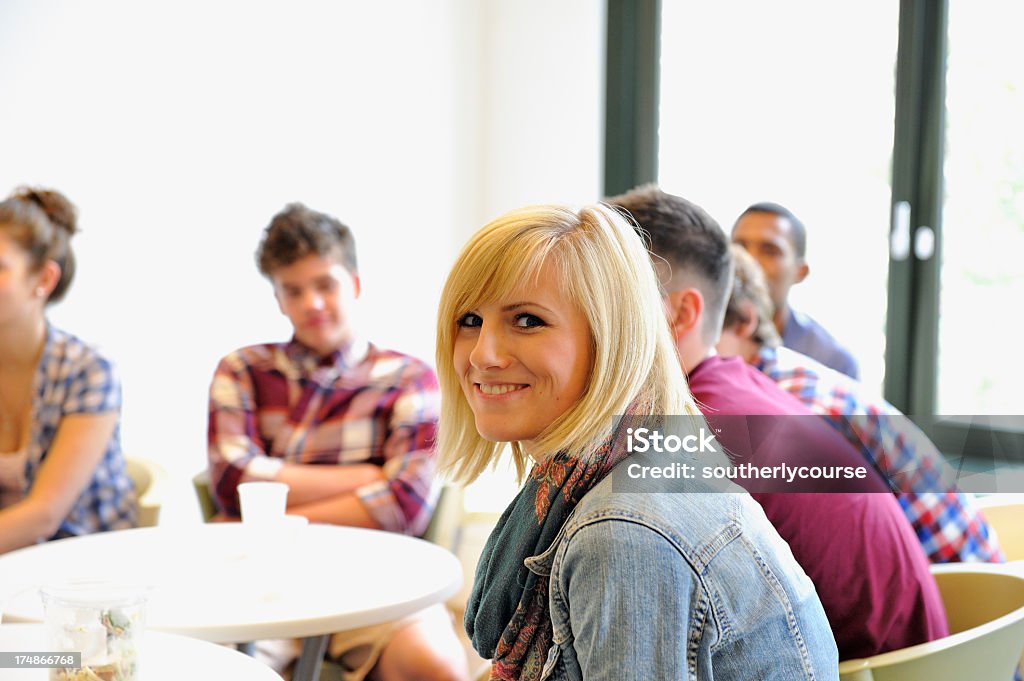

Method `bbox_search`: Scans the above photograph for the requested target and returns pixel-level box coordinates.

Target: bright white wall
[0,0,604,521]
[474,0,605,227]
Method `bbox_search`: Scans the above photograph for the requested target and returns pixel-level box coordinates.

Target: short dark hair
[0,187,78,304]
[736,201,807,258]
[607,184,733,345]
[256,202,357,277]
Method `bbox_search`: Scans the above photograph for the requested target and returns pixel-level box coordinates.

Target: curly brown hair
[256,202,357,277]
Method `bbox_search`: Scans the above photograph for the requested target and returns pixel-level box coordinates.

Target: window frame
[604,0,1023,465]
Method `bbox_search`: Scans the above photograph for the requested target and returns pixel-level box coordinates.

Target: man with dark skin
[732,202,860,379]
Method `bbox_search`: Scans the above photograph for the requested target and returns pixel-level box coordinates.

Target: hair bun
[12,187,78,236]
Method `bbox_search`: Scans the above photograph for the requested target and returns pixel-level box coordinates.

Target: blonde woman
[435,204,838,680]
[0,187,134,554]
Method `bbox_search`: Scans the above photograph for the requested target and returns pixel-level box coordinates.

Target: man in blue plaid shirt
[716,245,1003,563]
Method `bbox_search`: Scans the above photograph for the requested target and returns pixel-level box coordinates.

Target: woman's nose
[469,323,510,370]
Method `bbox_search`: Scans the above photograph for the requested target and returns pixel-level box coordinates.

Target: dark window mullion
[885,0,948,417]
[885,0,926,413]
[908,0,948,417]
[604,0,661,197]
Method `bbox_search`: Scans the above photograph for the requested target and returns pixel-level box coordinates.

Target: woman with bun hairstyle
[435,203,837,680]
[0,187,134,553]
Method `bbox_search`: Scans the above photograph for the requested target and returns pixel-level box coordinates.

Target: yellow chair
[124,456,168,527]
[421,483,500,681]
[192,469,218,522]
[421,483,465,548]
[838,563,1024,681]
[975,494,1024,561]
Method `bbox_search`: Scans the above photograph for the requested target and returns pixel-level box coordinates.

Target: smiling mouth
[476,383,528,396]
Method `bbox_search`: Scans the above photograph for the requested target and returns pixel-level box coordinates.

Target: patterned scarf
[465,424,631,681]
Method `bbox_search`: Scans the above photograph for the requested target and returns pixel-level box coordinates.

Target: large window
[605,0,1023,466]
[657,1,898,392]
[938,2,1024,416]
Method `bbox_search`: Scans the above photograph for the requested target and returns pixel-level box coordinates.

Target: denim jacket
[525,473,839,680]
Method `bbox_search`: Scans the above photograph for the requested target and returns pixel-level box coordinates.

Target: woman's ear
[34,260,61,299]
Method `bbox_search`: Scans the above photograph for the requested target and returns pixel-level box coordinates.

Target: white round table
[0,524,463,681]
[0,623,283,680]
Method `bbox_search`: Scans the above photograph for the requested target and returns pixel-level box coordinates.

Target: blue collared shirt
[781,307,860,380]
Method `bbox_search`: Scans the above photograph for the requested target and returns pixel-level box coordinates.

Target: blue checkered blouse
[21,325,136,537]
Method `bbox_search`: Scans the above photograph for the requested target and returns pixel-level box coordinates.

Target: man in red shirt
[609,185,947,661]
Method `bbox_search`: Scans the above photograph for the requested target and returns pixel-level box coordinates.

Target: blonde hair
[436,203,704,484]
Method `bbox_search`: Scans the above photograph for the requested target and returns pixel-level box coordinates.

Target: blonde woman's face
[453,260,593,459]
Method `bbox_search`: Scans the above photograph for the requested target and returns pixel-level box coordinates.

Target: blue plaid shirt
[754,345,1003,563]
[19,325,136,537]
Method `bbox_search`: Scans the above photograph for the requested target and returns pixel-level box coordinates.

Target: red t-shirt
[687,355,948,660]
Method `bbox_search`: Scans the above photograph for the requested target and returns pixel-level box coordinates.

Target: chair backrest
[192,469,218,522]
[975,495,1024,561]
[124,456,168,527]
[837,564,1024,681]
[421,483,465,550]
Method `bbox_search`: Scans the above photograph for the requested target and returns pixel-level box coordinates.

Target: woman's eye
[457,313,482,328]
[514,313,546,328]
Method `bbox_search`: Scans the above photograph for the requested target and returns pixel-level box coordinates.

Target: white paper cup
[237,481,289,524]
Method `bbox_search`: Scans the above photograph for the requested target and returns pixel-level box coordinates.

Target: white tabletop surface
[0,623,282,680]
[0,523,462,643]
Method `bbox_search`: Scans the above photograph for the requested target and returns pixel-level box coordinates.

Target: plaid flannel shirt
[755,345,1003,563]
[207,337,439,535]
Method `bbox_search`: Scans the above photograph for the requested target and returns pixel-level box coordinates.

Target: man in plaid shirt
[716,244,1003,563]
[207,203,468,681]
